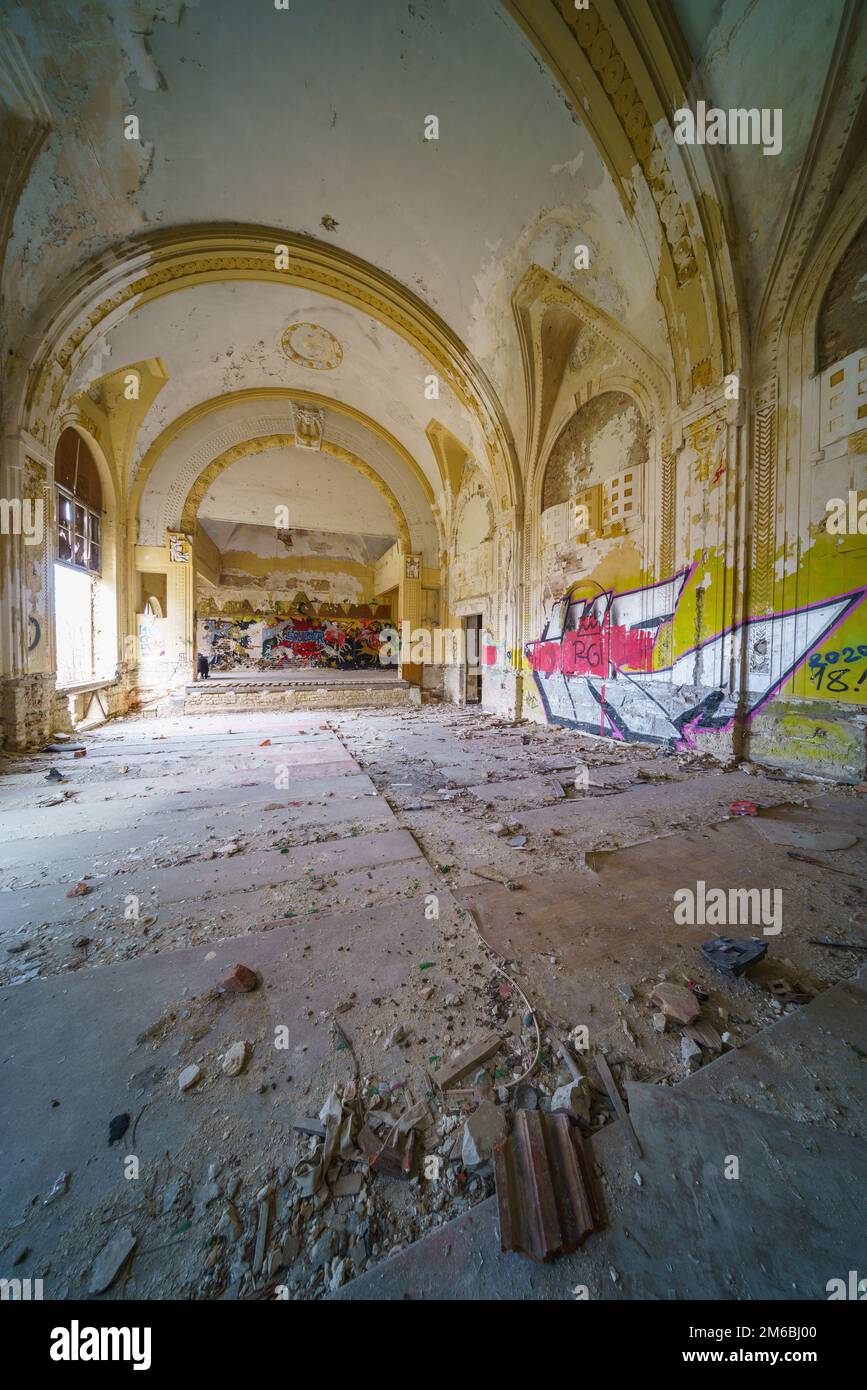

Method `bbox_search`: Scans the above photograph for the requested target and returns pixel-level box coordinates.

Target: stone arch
[129,387,441,550]
[502,0,744,405]
[16,225,521,521]
[513,265,670,507]
[816,218,867,375]
[177,434,413,552]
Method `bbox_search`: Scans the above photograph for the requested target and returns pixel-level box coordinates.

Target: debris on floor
[1,705,864,1300]
[494,1109,598,1262]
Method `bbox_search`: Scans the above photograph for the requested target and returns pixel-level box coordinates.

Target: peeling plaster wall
[817,219,867,370]
[3,0,666,452]
[524,393,867,774]
[671,0,848,322]
[135,401,438,565]
[3,0,866,776]
[61,281,479,497]
[197,520,391,618]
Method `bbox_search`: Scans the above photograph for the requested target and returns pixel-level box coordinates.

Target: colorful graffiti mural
[525,568,867,746]
[200,615,387,671]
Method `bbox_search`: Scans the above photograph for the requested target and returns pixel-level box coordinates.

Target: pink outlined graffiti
[526,569,867,746]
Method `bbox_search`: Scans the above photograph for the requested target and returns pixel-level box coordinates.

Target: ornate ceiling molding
[17,225,520,518]
[752,0,867,377]
[130,385,436,507]
[500,0,743,404]
[513,262,671,492]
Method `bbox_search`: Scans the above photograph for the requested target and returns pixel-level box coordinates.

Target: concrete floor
[335,967,867,1300]
[0,703,864,1300]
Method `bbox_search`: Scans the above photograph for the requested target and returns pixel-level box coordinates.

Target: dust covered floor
[0,705,864,1300]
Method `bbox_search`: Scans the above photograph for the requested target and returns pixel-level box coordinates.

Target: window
[54,427,103,574]
[56,485,101,573]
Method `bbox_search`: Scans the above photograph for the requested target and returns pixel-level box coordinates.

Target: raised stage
[183,668,416,713]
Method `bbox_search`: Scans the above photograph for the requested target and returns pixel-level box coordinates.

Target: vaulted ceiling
[1,0,864,539]
[1,0,665,525]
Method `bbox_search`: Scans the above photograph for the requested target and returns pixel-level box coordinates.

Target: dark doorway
[464,614,482,704]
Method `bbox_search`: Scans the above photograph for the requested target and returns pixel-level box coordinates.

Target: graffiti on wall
[201,615,387,670]
[525,566,867,746]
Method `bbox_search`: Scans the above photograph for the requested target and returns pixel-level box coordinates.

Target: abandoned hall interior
[0,0,866,1311]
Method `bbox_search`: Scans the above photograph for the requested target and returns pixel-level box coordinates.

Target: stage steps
[183,673,416,714]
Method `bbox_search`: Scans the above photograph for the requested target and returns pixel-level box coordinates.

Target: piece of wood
[595,1053,642,1160]
[253,1198,270,1275]
[291,1116,327,1137]
[431,1031,504,1091]
[556,1038,583,1082]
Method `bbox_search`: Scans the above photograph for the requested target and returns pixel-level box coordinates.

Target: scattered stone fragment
[310,1230,335,1268]
[681,1035,702,1064]
[550,1077,593,1123]
[333,1172,364,1197]
[162,1178,184,1213]
[461,1099,508,1167]
[88,1228,137,1294]
[683,1019,724,1052]
[219,963,259,993]
[66,881,91,898]
[281,1233,300,1265]
[222,1041,249,1076]
[650,982,701,1025]
[194,1181,222,1216]
[178,1064,202,1092]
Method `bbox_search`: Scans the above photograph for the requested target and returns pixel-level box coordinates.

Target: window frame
[55,483,102,575]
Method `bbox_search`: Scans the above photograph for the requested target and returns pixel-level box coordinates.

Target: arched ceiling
[198,446,396,538]
[669,0,865,320]
[7,0,862,527]
[134,394,439,563]
[65,279,480,497]
[4,0,668,489]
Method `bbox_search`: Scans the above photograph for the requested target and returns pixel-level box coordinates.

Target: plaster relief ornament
[167,531,192,564]
[292,405,325,450]
[281,322,343,370]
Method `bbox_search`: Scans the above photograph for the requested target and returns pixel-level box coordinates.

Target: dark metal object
[493,1109,598,1262]
[700,936,767,977]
